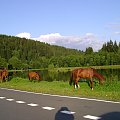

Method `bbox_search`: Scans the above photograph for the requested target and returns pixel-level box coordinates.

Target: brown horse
[0,68,8,83]
[28,71,41,82]
[69,68,104,90]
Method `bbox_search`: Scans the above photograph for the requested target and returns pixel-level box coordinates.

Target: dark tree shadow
[55,107,74,120]
[99,112,120,120]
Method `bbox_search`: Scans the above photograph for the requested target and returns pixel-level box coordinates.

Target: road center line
[16,101,26,104]
[6,98,14,101]
[27,103,39,107]
[42,106,55,110]
[0,96,6,99]
[83,115,101,120]
[60,110,75,114]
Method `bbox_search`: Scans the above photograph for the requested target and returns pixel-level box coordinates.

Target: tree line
[0,34,120,69]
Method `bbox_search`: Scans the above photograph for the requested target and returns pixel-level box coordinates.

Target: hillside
[0,34,120,69]
[0,34,82,61]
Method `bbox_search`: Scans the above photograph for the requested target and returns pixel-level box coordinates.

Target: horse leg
[76,77,80,89]
[74,82,77,89]
[76,83,80,89]
[74,78,80,89]
[74,81,78,89]
[90,78,94,90]
[77,84,80,89]
[29,76,32,82]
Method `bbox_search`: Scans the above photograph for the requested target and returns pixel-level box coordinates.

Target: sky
[0,0,120,51]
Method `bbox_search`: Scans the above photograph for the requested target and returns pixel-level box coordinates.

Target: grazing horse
[69,68,104,90]
[28,71,41,82]
[0,68,8,83]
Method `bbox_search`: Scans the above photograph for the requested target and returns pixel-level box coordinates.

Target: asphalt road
[0,88,120,120]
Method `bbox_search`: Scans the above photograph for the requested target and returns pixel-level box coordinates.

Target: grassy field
[0,77,120,102]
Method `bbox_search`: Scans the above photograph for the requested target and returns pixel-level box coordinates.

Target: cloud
[114,31,120,35]
[33,33,103,51]
[34,33,62,44]
[16,32,31,39]
[16,32,104,51]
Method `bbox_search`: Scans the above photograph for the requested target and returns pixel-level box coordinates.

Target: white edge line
[0,87,120,104]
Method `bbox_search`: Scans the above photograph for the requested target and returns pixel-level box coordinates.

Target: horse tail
[69,71,73,85]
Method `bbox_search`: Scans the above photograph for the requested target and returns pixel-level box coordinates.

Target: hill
[0,34,82,60]
[0,34,120,69]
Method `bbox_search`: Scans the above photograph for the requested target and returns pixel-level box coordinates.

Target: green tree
[0,56,7,68]
[85,47,93,54]
[107,40,114,52]
[113,40,118,52]
[12,50,20,58]
[8,56,22,69]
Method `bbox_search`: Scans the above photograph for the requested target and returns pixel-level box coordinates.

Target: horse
[28,71,41,82]
[69,68,105,90]
[0,68,8,83]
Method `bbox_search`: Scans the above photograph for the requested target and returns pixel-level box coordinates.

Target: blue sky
[0,0,120,51]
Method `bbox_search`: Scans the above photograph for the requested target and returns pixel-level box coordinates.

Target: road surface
[0,88,120,120]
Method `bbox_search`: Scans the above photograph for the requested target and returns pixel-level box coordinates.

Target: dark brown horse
[0,68,8,83]
[28,71,41,82]
[69,68,104,90]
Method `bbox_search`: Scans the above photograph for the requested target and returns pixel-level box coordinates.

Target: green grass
[0,77,120,102]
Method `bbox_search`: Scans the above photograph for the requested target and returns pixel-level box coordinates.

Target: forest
[0,34,120,69]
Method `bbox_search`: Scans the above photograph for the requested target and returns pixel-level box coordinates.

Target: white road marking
[83,115,101,120]
[60,110,75,114]
[6,98,14,101]
[0,96,5,99]
[16,101,26,104]
[42,106,55,110]
[27,103,39,107]
[1,87,120,104]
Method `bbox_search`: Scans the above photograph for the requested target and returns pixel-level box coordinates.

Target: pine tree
[113,40,118,52]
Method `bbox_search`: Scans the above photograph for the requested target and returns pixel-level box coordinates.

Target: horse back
[79,68,94,78]
[73,68,94,78]
[28,71,41,81]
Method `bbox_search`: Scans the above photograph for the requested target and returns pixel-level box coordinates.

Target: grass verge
[0,77,120,102]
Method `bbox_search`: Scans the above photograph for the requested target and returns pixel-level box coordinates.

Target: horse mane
[93,69,104,80]
[36,71,42,80]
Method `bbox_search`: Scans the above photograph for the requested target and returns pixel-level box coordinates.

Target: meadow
[0,65,120,102]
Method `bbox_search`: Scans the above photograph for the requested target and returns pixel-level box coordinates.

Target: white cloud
[16,32,31,39]
[16,32,104,51]
[114,31,120,35]
[33,33,103,51]
[34,33,62,44]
